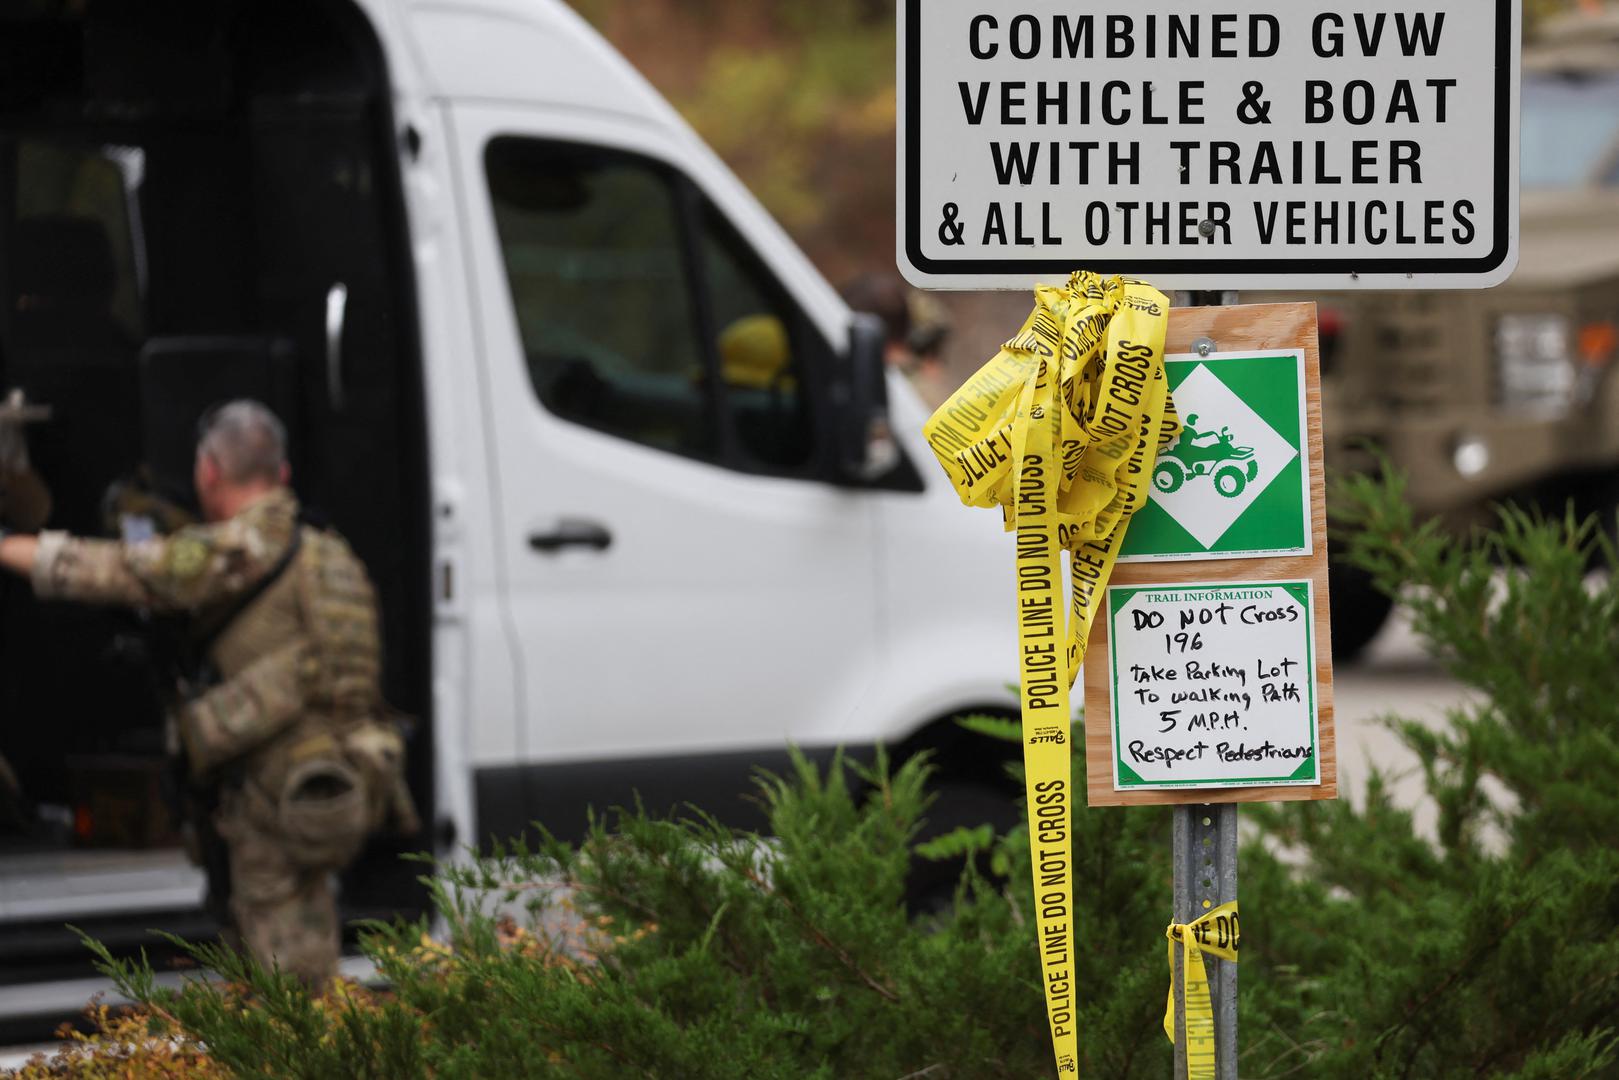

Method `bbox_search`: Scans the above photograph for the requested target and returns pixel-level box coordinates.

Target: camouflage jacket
[32,489,385,779]
[33,488,301,615]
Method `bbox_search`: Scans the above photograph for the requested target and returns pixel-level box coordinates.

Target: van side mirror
[834,313,899,482]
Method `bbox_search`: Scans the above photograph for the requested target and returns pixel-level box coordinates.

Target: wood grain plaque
[1084,302,1337,807]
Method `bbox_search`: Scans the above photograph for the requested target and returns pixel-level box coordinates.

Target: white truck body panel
[365,0,1018,804]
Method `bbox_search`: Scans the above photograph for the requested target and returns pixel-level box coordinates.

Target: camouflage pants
[215,783,365,989]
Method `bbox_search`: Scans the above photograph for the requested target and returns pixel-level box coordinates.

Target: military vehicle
[1263,4,1619,656]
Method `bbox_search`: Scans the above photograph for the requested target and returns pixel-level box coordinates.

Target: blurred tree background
[565,0,1590,385]
[1531,0,1590,27]
[567,0,899,288]
[566,0,1587,289]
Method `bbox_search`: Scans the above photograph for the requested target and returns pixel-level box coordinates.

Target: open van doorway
[0,0,432,1004]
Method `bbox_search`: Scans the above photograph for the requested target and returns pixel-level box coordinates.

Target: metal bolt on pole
[1172,803,1239,1080]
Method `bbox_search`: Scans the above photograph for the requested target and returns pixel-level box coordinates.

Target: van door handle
[325,282,349,411]
[528,519,612,553]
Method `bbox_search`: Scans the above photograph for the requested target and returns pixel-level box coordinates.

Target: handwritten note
[1108,582,1320,790]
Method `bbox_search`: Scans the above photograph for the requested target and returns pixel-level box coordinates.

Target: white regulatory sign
[898,1,1521,290]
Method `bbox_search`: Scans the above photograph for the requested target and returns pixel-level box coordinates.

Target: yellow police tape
[1165,901,1241,1079]
[923,271,1177,1076]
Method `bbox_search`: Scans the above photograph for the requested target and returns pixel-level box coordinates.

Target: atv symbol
[1153,415,1260,500]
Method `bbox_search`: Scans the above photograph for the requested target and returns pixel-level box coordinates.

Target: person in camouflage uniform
[0,400,414,987]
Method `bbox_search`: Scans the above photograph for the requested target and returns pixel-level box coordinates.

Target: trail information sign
[898,0,1521,290]
[1084,303,1337,808]
[1108,582,1319,791]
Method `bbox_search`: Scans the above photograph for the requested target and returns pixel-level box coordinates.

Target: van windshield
[1521,73,1619,189]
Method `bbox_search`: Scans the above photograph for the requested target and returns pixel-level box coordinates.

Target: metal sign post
[1171,293,1238,1080]
[1173,803,1239,1080]
[1081,302,1337,1080]
[895,5,1524,1074]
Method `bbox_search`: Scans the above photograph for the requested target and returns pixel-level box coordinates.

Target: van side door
[445,105,880,784]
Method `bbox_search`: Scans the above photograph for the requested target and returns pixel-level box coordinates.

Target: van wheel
[1575,466,1619,567]
[905,779,1020,918]
[1213,465,1247,499]
[1327,555,1394,661]
[1153,460,1186,494]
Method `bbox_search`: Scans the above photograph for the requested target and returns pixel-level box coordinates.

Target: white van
[0,0,1017,1019]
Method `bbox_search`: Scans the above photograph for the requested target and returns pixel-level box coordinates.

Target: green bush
[84,746,1174,1079]
[1237,470,1619,1078]
[75,469,1619,1078]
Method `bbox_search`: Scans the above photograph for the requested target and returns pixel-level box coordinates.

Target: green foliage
[954,713,1023,745]
[1236,468,1619,1078]
[90,746,1173,1079]
[912,821,994,863]
[1527,0,1582,32]
[671,19,894,244]
[75,467,1619,1078]
[564,0,900,279]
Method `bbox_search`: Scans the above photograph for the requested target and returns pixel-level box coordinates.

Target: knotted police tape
[924,271,1177,1076]
[1165,901,1241,1080]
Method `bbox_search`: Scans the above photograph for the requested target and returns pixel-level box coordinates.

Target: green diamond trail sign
[1122,350,1310,562]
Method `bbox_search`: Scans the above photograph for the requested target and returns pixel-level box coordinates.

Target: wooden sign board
[1085,303,1336,807]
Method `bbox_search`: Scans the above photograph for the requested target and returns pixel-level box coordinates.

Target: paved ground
[1329,603,1476,837]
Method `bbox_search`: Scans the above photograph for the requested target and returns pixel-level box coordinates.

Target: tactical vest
[295,527,384,717]
[179,520,417,858]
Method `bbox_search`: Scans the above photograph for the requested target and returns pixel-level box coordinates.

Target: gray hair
[196,400,288,484]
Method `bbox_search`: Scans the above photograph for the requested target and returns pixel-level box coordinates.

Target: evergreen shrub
[36,470,1619,1078]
